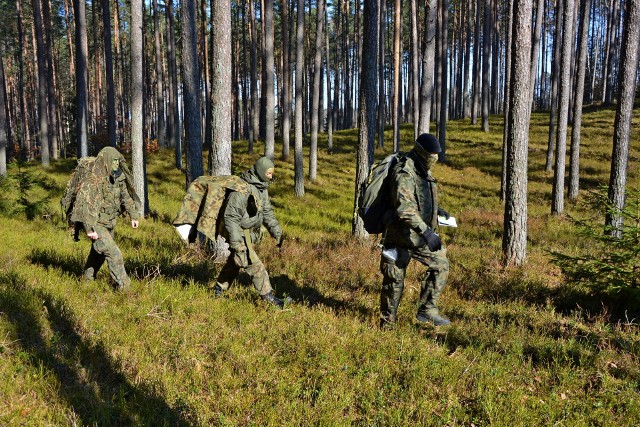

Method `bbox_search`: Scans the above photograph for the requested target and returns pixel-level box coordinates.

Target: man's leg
[83,245,106,281]
[415,248,450,325]
[215,255,241,293]
[379,248,410,327]
[92,227,131,290]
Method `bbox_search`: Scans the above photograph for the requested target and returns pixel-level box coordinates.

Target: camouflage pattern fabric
[215,251,273,296]
[173,175,250,243]
[84,225,131,289]
[62,147,141,233]
[380,151,450,325]
[380,247,449,323]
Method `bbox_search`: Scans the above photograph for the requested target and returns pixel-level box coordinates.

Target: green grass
[0,107,639,425]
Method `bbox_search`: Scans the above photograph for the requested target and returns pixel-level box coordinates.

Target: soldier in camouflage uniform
[213,157,287,308]
[62,147,141,290]
[380,133,451,327]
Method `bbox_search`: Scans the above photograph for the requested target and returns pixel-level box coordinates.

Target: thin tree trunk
[551,0,575,215]
[603,0,619,105]
[377,0,386,147]
[438,0,448,159]
[131,0,147,214]
[481,0,491,131]
[568,0,592,200]
[410,0,419,138]
[294,0,305,197]
[503,0,533,266]
[309,0,325,180]
[182,0,204,184]
[167,0,181,168]
[606,0,640,236]
[529,0,545,102]
[62,0,76,76]
[546,0,563,172]
[73,0,89,158]
[392,0,402,151]
[0,51,7,176]
[43,0,59,159]
[502,0,514,201]
[354,0,379,238]
[249,0,258,152]
[282,0,291,159]
[471,0,481,124]
[264,0,276,159]
[325,6,334,152]
[32,0,50,165]
[209,0,232,176]
[101,0,116,148]
[153,0,166,148]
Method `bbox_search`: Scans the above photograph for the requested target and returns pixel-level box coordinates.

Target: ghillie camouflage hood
[65,147,141,228]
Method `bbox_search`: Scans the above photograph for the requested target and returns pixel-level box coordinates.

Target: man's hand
[421,229,442,252]
[87,231,99,240]
[437,207,450,219]
[131,220,139,229]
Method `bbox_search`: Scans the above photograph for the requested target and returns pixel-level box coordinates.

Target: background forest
[0,0,639,425]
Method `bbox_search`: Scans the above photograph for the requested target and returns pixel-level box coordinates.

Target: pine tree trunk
[209,0,232,176]
[0,51,7,176]
[325,7,334,152]
[282,0,291,159]
[606,0,640,236]
[503,0,533,266]
[32,0,50,165]
[410,0,419,138]
[568,0,592,200]
[501,0,514,202]
[264,0,276,160]
[249,0,258,153]
[167,0,181,168]
[101,0,116,148]
[131,0,147,214]
[471,0,481,124]
[309,0,325,180]
[43,0,59,159]
[182,0,204,184]
[481,0,491,132]
[392,0,402,151]
[438,0,448,159]
[545,0,563,172]
[73,0,89,158]
[294,0,305,197]
[551,0,575,215]
[377,0,387,147]
[154,0,166,148]
[353,0,379,238]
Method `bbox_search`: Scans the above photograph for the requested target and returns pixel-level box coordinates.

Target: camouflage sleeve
[392,169,429,234]
[223,191,249,250]
[120,180,141,220]
[261,190,282,240]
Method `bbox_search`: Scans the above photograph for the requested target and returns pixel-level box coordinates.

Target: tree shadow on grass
[0,271,194,425]
[272,274,375,320]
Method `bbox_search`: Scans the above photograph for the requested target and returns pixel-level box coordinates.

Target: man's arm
[223,191,249,250]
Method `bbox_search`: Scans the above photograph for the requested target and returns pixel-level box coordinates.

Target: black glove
[276,234,285,248]
[422,229,442,252]
[437,207,450,219]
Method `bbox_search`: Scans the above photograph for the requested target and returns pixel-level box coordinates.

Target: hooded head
[254,157,275,182]
[412,133,441,171]
[97,146,124,177]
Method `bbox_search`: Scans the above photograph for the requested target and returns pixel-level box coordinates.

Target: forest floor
[0,106,639,425]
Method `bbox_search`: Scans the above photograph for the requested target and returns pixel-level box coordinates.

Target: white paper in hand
[438,216,457,228]
[175,224,192,242]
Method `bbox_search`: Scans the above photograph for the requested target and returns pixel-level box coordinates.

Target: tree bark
[167,0,181,168]
[249,0,258,153]
[392,0,402,151]
[501,0,514,202]
[529,0,545,102]
[551,0,575,215]
[131,0,147,215]
[410,0,419,138]
[309,0,325,180]
[294,0,305,197]
[545,0,563,172]
[74,0,89,158]
[419,0,437,134]
[209,0,233,176]
[101,0,116,148]
[377,0,387,147]
[606,0,640,236]
[568,0,592,200]
[281,0,291,159]
[471,0,481,124]
[32,0,50,165]
[481,0,491,132]
[182,0,204,184]
[153,0,166,148]
[0,51,7,176]
[353,0,379,238]
[43,0,59,159]
[503,0,533,266]
[264,0,276,160]
[438,0,448,160]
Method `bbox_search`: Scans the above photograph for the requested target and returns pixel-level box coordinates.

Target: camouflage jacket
[383,153,439,249]
[173,175,249,243]
[223,168,282,251]
[63,148,141,234]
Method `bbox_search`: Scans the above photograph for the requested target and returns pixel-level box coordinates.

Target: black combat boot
[212,284,224,297]
[416,311,451,326]
[262,292,285,308]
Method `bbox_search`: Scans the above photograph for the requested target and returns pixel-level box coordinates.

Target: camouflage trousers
[84,225,131,289]
[380,245,449,324]
[216,239,272,296]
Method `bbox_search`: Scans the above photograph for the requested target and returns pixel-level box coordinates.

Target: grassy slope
[0,108,638,426]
